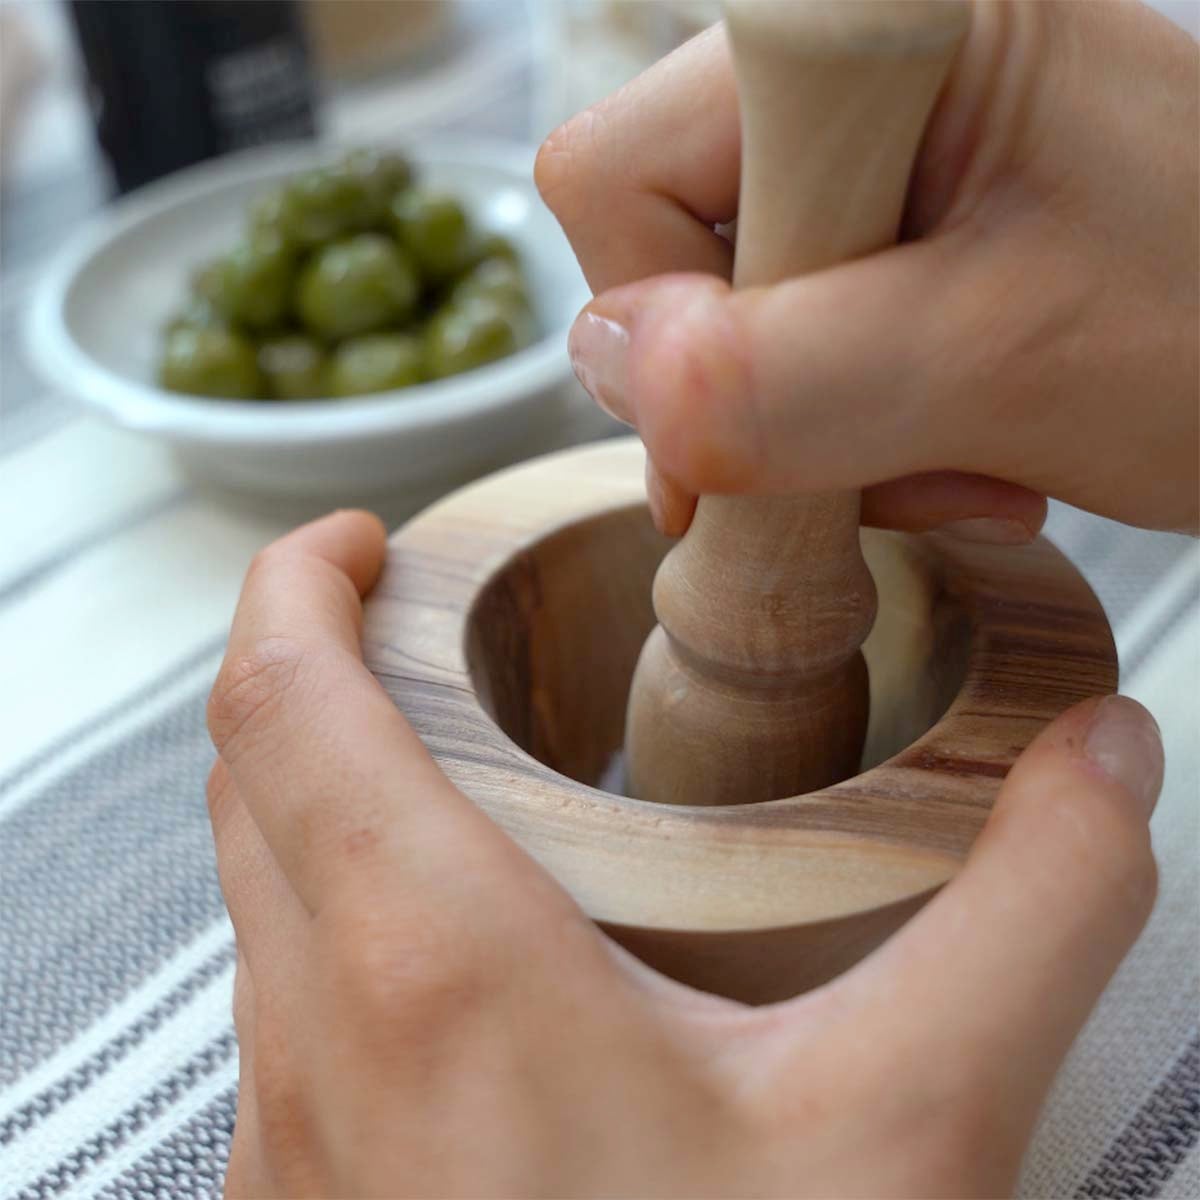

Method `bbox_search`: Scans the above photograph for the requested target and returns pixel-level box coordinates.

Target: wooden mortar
[362,440,1116,1003]
[363,0,1117,1004]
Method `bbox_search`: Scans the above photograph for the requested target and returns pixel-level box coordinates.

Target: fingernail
[1084,695,1164,816]
[568,312,632,424]
[941,517,1035,545]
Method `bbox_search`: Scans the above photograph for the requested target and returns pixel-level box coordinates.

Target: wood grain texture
[363,438,1118,1004]
[624,0,970,806]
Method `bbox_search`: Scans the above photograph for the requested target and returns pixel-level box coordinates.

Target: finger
[568,253,995,499]
[233,954,326,1198]
[536,23,737,292]
[645,466,1047,543]
[207,509,451,909]
[224,1104,269,1200]
[220,508,388,654]
[207,511,572,929]
[225,958,275,1199]
[646,459,696,537]
[208,757,308,980]
[843,696,1162,1127]
[861,472,1047,542]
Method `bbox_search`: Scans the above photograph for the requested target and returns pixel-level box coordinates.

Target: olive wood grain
[624,0,970,806]
[363,438,1117,1004]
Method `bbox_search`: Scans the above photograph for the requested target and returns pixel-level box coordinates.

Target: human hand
[537,3,1199,537]
[207,510,1163,1198]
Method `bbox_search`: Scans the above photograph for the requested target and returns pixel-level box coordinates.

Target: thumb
[849,695,1162,1129]
[567,243,978,497]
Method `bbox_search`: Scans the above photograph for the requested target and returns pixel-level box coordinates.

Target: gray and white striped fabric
[2,4,1198,1196]
[3,286,1197,1199]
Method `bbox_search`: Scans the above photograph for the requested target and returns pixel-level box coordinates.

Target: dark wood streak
[896,749,1012,780]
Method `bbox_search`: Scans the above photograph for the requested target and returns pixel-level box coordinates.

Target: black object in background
[69,0,318,195]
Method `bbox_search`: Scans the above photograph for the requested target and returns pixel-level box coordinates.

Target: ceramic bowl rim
[25,136,577,449]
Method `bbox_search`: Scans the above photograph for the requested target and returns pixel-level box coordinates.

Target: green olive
[163,295,226,336]
[449,257,532,313]
[341,148,414,221]
[468,232,520,267]
[296,233,419,340]
[390,189,472,285]
[328,334,424,396]
[206,234,294,331]
[191,258,223,303]
[279,167,376,248]
[425,297,535,379]
[248,188,296,249]
[158,327,262,399]
[258,335,328,400]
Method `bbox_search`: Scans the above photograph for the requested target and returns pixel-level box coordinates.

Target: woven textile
[3,295,1197,1199]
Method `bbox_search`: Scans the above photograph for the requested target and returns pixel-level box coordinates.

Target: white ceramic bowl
[27,138,589,498]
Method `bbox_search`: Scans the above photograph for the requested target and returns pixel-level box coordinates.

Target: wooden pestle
[625,0,969,807]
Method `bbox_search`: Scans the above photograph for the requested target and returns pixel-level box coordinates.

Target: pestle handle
[729,0,969,285]
[625,0,968,806]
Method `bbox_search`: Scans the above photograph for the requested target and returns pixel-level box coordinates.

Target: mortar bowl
[363,438,1116,1003]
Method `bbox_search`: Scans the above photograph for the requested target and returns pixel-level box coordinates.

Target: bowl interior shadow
[466,503,970,798]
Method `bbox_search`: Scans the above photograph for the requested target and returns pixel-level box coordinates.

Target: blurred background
[3,0,1196,466]
[0,0,720,459]
[1,0,719,233]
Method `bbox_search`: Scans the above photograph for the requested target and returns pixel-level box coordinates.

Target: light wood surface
[363,438,1117,1003]
[624,0,970,806]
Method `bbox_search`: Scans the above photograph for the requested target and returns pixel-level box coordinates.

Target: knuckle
[244,543,287,592]
[207,636,306,761]
[320,902,482,1033]
[534,107,609,219]
[533,124,572,213]
[634,281,751,491]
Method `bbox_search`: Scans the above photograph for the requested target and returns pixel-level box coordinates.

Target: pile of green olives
[158,149,537,401]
